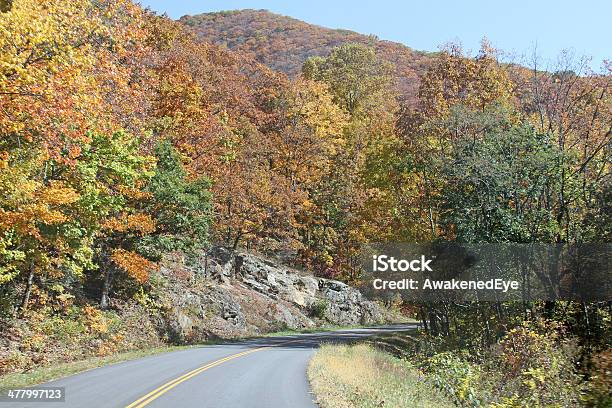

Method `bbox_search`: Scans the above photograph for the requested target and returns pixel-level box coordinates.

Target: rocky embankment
[0,248,389,375]
[161,247,387,342]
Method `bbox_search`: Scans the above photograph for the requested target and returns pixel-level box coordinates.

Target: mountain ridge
[179,9,438,102]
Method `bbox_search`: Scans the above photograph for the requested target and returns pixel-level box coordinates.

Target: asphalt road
[1,325,416,408]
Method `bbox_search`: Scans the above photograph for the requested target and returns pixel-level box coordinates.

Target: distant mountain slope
[179,9,437,102]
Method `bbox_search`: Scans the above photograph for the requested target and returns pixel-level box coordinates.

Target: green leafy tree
[138,140,213,261]
[437,109,564,243]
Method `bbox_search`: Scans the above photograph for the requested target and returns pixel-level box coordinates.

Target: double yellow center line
[125,339,302,408]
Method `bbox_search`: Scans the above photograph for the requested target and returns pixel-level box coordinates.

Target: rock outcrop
[160,247,386,342]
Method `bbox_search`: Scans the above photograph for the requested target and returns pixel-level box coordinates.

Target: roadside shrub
[483,321,582,407]
[422,351,483,406]
[0,302,162,375]
[311,299,328,319]
[417,320,584,407]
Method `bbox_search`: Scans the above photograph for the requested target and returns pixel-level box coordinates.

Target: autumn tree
[270,79,347,189]
[300,43,407,280]
[303,43,395,116]
[398,41,517,240]
[521,53,611,243]
[0,146,82,311]
[0,0,150,162]
[72,132,155,308]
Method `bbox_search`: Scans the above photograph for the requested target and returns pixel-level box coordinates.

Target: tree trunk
[419,305,429,333]
[19,263,35,313]
[428,306,439,336]
[100,267,113,309]
[232,233,242,250]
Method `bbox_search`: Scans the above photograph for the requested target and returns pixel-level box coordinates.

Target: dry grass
[308,343,453,408]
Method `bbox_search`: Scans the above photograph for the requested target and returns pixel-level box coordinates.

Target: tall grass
[308,343,453,408]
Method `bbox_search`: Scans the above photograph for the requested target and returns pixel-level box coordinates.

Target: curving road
[1,325,415,408]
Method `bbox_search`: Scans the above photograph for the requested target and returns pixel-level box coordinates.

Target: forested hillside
[0,1,610,406]
[179,9,435,102]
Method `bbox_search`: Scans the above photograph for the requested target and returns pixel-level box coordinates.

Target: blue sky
[139,0,610,72]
